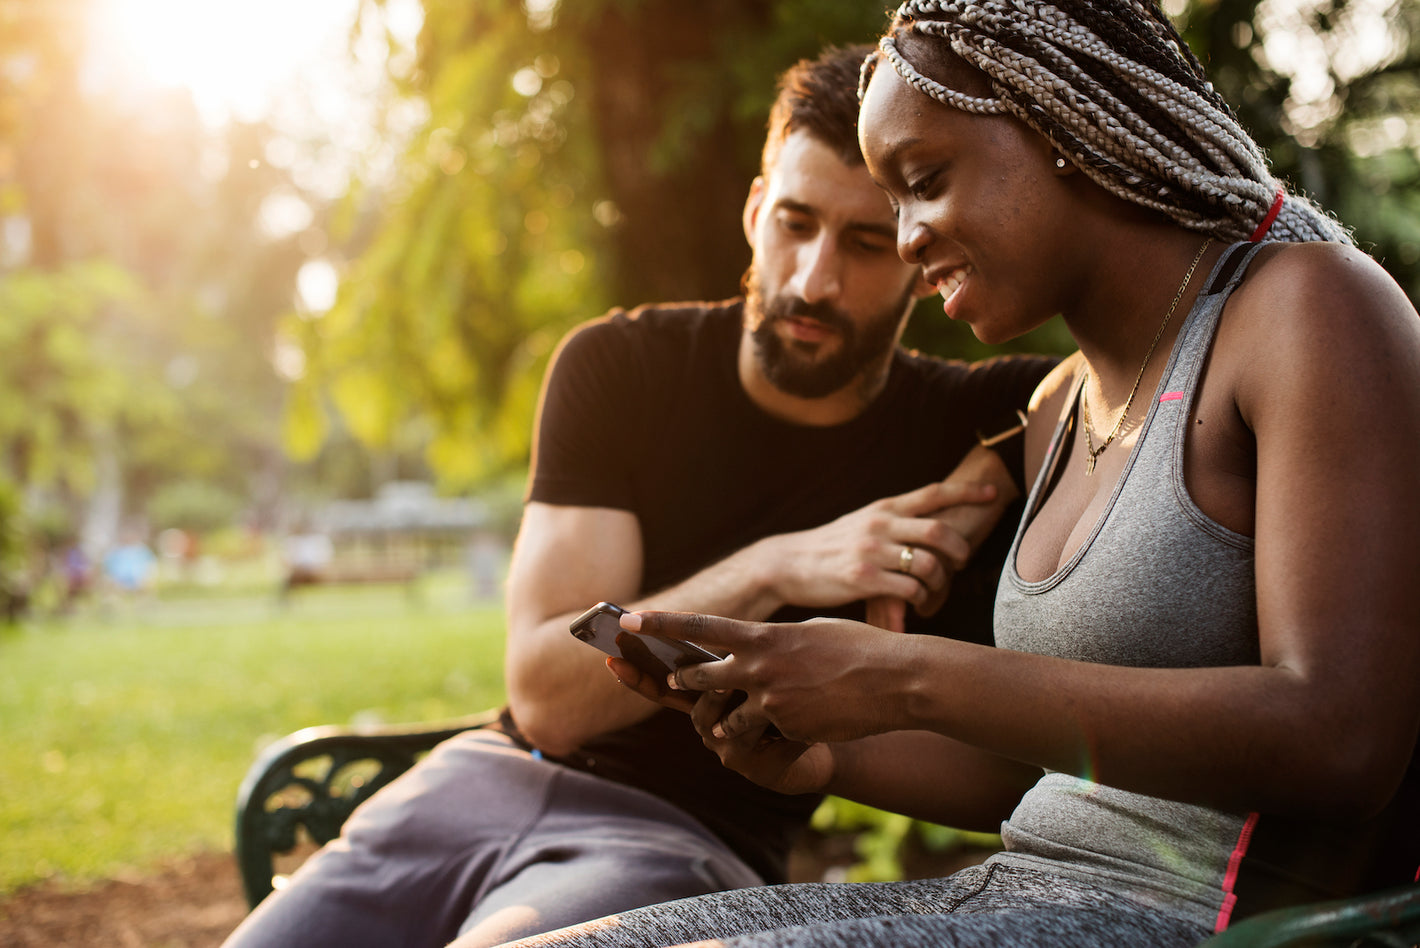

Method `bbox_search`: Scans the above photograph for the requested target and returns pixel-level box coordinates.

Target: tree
[291,0,901,487]
[1181,0,1420,299]
[0,0,320,543]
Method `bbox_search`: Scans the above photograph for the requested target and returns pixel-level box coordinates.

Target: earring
[1054,157,1068,169]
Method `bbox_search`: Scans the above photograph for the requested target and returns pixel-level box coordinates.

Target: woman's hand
[688,687,835,795]
[621,609,916,745]
[606,653,835,795]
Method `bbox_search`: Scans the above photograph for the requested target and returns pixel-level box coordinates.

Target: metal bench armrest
[234,709,501,908]
[1199,883,1420,948]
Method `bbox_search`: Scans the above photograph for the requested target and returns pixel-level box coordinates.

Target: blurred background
[0,0,1416,930]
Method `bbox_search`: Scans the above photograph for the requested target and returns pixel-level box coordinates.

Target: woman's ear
[742,175,767,246]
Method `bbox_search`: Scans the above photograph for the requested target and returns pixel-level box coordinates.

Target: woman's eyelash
[907,172,938,199]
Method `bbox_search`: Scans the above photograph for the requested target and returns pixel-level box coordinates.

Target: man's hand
[758,478,997,632]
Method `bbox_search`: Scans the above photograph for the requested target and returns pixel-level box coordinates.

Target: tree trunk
[581,2,770,306]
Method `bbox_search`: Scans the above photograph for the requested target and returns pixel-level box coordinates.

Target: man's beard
[744,268,909,399]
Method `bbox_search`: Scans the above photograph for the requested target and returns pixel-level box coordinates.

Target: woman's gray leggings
[496,862,1214,948]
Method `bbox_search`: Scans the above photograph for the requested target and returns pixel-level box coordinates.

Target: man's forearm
[934,443,1020,553]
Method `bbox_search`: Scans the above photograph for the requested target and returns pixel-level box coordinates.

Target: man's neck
[736,332,893,427]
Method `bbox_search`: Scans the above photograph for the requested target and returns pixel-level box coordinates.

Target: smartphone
[569,601,722,684]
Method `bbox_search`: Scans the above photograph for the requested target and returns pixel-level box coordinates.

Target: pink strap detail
[1250,187,1285,242]
[1215,812,1261,932]
[1159,392,1184,402]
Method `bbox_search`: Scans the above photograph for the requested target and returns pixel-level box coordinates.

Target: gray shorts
[221,730,763,948]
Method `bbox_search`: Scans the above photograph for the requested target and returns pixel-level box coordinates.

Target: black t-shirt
[510,298,1056,882]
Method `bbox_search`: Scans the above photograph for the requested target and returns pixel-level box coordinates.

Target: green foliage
[0,478,24,616]
[146,480,246,536]
[293,0,609,489]
[0,1,331,528]
[810,796,1003,882]
[0,584,507,893]
[307,1,957,485]
[0,261,167,491]
[1178,0,1420,300]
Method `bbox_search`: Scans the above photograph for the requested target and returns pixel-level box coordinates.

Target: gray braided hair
[863,0,1352,244]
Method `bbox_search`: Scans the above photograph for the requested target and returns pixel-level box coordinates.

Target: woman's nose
[898,216,932,265]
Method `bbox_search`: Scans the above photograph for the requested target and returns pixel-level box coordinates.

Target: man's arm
[505,443,1018,756]
[505,500,834,756]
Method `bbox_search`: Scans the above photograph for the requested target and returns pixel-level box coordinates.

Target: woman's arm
[637,246,1420,822]
[627,673,1039,830]
[823,731,1041,831]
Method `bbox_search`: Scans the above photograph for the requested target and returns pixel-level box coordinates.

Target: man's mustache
[762,297,854,336]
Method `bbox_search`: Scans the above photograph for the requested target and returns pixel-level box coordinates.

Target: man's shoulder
[565,298,743,350]
[544,298,744,395]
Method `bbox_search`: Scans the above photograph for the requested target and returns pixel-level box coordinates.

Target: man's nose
[790,235,842,305]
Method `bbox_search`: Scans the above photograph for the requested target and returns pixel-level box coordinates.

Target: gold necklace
[1081,237,1212,476]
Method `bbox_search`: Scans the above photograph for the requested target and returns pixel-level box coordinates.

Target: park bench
[278,560,423,601]
[235,718,1420,945]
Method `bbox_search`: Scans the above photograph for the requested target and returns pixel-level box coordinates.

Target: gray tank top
[989,243,1265,931]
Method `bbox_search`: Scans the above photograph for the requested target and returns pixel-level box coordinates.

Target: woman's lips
[935,267,969,317]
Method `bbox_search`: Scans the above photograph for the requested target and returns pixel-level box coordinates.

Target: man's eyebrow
[849,220,898,240]
[775,198,816,217]
[776,198,895,239]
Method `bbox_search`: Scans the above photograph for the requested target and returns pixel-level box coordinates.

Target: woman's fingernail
[620,612,643,631]
[667,673,681,691]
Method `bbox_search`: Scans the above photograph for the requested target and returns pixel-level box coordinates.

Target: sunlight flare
[87,0,361,123]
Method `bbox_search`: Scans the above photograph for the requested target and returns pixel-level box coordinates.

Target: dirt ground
[0,852,247,948]
[0,837,994,947]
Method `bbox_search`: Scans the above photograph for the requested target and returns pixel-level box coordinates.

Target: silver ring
[898,546,915,574]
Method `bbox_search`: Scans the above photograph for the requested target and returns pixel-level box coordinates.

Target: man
[223,45,1056,948]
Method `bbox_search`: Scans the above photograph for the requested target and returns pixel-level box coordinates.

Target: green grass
[0,571,507,894]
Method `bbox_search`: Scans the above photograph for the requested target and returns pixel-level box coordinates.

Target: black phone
[569,601,721,684]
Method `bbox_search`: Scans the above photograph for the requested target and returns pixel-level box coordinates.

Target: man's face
[742,130,927,399]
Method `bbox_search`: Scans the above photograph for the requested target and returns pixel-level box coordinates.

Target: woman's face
[859,60,1075,344]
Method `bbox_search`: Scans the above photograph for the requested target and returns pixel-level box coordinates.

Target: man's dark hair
[760,43,875,175]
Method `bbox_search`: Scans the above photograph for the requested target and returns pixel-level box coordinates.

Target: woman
[489,1,1420,945]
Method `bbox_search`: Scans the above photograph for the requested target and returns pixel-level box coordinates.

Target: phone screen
[569,602,721,683]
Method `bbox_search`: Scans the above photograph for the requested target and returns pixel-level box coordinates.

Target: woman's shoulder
[1221,241,1420,413]
[1222,242,1416,358]
[1235,242,1415,328]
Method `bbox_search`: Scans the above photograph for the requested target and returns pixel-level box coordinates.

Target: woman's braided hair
[863,0,1351,243]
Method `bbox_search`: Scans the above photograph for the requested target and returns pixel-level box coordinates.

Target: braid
[867,0,1351,243]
